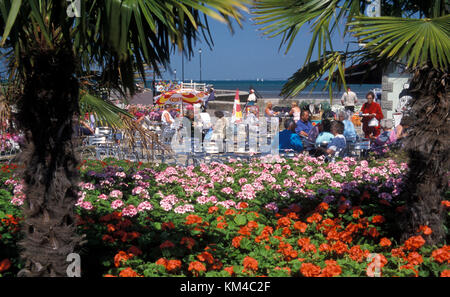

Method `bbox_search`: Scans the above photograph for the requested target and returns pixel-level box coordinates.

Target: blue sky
[163,11,358,81]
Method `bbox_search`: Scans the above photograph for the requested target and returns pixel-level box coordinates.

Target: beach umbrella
[231,89,242,123]
[154,89,208,105]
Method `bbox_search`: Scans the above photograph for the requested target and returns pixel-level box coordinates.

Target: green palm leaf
[280,51,347,104]
[349,15,450,70]
[79,91,132,129]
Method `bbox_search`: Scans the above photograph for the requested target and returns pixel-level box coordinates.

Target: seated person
[337,110,357,142]
[76,116,94,136]
[295,109,313,137]
[314,121,346,158]
[395,116,410,140]
[303,124,319,150]
[278,119,303,153]
[326,121,347,157]
[372,119,396,153]
[315,119,334,146]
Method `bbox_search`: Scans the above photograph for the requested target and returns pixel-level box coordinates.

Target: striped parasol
[154,89,208,105]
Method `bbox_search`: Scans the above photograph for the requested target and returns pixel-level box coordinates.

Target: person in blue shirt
[313,121,346,158]
[337,111,357,142]
[315,119,334,146]
[326,121,347,157]
[278,119,304,153]
[295,109,313,137]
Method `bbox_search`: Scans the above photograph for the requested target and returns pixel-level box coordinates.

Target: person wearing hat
[204,87,215,109]
[247,88,256,106]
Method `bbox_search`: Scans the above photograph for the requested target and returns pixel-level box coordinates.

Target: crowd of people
[73,85,409,161]
[275,90,408,158]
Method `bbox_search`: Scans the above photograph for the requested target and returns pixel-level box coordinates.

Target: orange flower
[188,261,206,275]
[224,209,236,216]
[238,226,251,236]
[331,241,348,255]
[160,240,175,249]
[282,227,292,237]
[380,237,392,247]
[391,247,406,258]
[211,260,223,270]
[441,270,450,277]
[306,213,322,224]
[232,236,244,248]
[162,221,175,230]
[127,246,142,257]
[208,206,219,213]
[319,243,332,253]
[300,263,321,277]
[217,221,228,229]
[301,243,317,253]
[404,235,426,251]
[274,266,291,275]
[180,237,196,250]
[277,217,291,228]
[283,212,298,221]
[441,200,450,209]
[197,251,214,264]
[166,259,182,272]
[407,252,423,266]
[352,207,363,218]
[243,256,258,272]
[247,221,259,230]
[185,215,203,225]
[293,221,308,233]
[320,260,342,277]
[238,202,248,209]
[0,259,11,272]
[348,245,364,262]
[103,274,116,277]
[417,225,432,235]
[316,202,329,212]
[156,258,168,267]
[224,266,234,276]
[399,263,418,277]
[431,246,450,264]
[119,267,139,277]
[366,227,380,238]
[371,215,385,224]
[106,224,116,233]
[297,237,311,247]
[339,231,353,243]
[114,251,133,268]
[102,234,115,243]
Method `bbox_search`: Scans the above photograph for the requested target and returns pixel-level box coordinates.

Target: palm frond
[252,0,360,63]
[280,51,347,105]
[349,15,450,70]
[79,91,132,129]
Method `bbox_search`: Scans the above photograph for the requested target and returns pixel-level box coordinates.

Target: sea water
[197,80,379,100]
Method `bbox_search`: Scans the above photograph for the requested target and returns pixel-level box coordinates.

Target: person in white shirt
[341,87,358,113]
[247,89,256,106]
[161,105,175,128]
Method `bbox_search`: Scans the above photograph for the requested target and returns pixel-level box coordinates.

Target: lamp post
[182,54,184,82]
[199,48,202,82]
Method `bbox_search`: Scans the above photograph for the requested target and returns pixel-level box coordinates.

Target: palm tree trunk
[15,46,83,276]
[399,63,449,244]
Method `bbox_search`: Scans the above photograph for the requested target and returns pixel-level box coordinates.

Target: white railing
[180,81,206,91]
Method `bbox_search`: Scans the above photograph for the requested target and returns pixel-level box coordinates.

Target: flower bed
[0,156,449,277]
